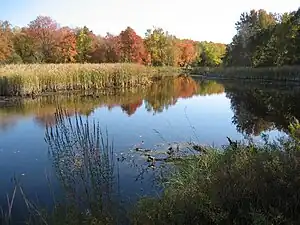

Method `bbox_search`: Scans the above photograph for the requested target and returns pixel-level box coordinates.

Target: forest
[0,16,225,67]
[0,7,299,68]
[224,7,300,67]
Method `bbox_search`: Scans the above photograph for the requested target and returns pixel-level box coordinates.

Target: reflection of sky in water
[0,90,288,215]
[89,93,242,151]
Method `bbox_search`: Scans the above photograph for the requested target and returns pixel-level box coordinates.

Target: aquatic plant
[0,63,180,96]
[0,109,123,225]
[44,109,119,224]
[190,66,300,81]
[131,133,300,225]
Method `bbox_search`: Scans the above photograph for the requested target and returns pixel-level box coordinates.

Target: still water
[0,75,297,221]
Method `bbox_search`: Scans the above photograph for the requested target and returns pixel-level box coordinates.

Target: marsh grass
[131,133,300,225]
[0,63,180,96]
[190,66,300,81]
[0,185,17,225]
[0,109,121,225]
[44,109,120,224]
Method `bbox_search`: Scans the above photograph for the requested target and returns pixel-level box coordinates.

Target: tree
[119,27,148,64]
[177,39,196,67]
[89,35,107,63]
[0,21,13,62]
[165,35,181,66]
[13,28,41,63]
[144,28,170,66]
[224,9,277,67]
[199,42,226,67]
[27,16,59,63]
[56,27,77,63]
[103,33,121,63]
[75,26,93,63]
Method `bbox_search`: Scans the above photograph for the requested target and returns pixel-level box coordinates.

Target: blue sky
[0,0,299,43]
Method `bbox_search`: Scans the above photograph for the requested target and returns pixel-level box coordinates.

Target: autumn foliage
[56,27,77,63]
[119,27,149,64]
[0,21,13,61]
[0,15,226,66]
[177,40,197,67]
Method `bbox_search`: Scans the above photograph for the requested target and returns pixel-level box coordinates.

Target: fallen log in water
[120,142,208,168]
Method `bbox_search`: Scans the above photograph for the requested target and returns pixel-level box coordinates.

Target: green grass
[190,66,300,81]
[0,63,181,96]
[131,123,300,225]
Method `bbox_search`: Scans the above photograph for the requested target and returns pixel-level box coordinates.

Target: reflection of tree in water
[45,110,119,224]
[0,75,225,129]
[121,100,143,116]
[225,82,300,136]
[35,108,96,127]
[144,75,224,113]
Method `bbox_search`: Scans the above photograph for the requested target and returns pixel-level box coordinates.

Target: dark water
[0,75,298,222]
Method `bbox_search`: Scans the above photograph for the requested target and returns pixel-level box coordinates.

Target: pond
[0,75,298,223]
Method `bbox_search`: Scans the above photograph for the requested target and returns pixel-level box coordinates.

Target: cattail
[0,63,180,96]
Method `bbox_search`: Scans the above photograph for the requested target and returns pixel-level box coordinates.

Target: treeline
[2,7,299,68]
[0,16,225,67]
[224,7,300,67]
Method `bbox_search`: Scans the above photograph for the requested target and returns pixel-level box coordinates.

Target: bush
[131,137,300,225]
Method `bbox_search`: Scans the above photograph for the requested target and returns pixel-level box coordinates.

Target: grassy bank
[190,66,300,81]
[132,123,300,225]
[0,63,180,96]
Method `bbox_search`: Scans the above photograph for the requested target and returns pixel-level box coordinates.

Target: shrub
[131,137,300,225]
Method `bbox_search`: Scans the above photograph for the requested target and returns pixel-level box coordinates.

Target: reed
[42,109,119,224]
[0,63,180,96]
[190,66,300,81]
[1,110,122,224]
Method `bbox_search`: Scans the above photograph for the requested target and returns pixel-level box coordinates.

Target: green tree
[224,9,277,67]
[198,42,226,67]
[144,28,170,66]
[75,26,93,63]
[13,28,42,63]
[224,8,300,67]
[165,35,180,66]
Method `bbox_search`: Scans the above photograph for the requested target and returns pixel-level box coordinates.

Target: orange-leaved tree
[177,39,197,67]
[27,16,59,63]
[56,27,77,63]
[119,27,148,64]
[0,21,13,62]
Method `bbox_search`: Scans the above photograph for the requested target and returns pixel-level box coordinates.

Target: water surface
[0,75,298,221]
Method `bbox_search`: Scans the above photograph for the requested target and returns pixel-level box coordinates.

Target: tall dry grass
[0,63,180,96]
[190,66,300,81]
